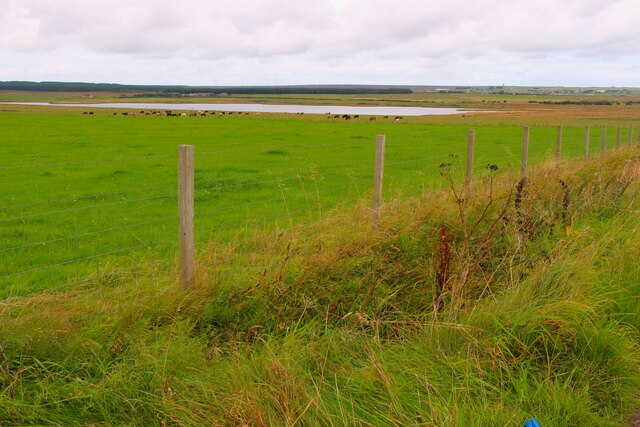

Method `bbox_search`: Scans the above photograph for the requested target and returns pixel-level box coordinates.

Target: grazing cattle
[369,116,376,121]
[113,112,117,116]
[342,114,351,120]
[220,112,226,115]
[122,112,128,116]
[383,115,389,119]
[89,112,94,115]
[82,112,88,115]
[394,116,403,122]
[140,110,145,114]
[180,113,187,117]
[188,112,197,117]
[334,115,340,119]
[353,115,359,119]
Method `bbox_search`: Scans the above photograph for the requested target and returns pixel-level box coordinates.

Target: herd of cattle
[81,110,405,122]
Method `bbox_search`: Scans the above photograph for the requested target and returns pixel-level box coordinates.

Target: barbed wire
[0,238,174,280]
[0,153,449,212]
[0,183,178,211]
[0,216,175,254]
[0,192,177,224]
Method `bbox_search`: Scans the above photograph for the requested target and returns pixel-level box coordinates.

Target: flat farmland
[0,108,635,296]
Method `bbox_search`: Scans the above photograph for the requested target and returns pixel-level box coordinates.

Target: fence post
[556,125,563,166]
[464,129,475,200]
[178,144,195,290]
[601,126,607,157]
[521,127,529,181]
[584,126,590,160]
[616,126,621,150]
[371,135,386,227]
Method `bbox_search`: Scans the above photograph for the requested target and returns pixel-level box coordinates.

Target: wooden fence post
[616,126,621,150]
[556,125,563,166]
[178,144,195,290]
[371,135,386,227]
[584,126,590,160]
[464,129,475,200]
[521,127,529,180]
[601,126,607,158]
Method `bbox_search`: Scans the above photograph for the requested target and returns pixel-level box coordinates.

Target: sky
[1,0,639,87]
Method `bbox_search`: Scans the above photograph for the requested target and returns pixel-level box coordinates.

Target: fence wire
[2,125,619,297]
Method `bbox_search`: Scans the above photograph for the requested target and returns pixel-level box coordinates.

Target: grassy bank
[1,148,640,425]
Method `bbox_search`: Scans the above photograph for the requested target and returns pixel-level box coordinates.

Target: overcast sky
[1,0,638,87]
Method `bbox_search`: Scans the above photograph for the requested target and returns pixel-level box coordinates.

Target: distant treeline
[0,81,412,95]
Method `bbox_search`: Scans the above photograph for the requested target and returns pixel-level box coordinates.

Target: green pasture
[0,110,636,296]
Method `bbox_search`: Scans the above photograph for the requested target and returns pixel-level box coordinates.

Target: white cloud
[0,0,638,85]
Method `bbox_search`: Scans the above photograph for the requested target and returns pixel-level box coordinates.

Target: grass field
[0,106,638,297]
[1,145,640,425]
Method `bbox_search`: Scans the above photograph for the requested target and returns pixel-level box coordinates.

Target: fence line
[2,124,638,296]
[0,145,433,213]
[0,159,429,265]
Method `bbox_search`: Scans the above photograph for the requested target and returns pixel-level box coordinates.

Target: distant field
[0,107,637,296]
[3,89,640,120]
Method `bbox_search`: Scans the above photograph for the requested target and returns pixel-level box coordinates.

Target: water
[3,102,470,116]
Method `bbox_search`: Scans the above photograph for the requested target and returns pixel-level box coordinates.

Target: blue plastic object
[524,419,541,427]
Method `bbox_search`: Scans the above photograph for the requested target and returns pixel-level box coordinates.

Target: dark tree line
[0,81,412,95]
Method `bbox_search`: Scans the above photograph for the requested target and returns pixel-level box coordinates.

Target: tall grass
[1,149,640,425]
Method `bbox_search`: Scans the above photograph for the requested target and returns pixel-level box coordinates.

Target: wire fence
[1,124,638,298]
